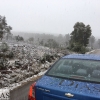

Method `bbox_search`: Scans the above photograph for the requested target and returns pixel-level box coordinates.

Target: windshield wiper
[69,75,85,79]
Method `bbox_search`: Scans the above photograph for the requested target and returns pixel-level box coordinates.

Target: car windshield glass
[47,58,100,83]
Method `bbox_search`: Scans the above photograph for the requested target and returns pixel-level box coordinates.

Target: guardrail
[10,76,41,100]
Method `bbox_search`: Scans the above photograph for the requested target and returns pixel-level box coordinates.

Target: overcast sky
[0,0,99,37]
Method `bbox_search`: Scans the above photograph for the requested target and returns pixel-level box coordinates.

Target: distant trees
[69,22,92,53]
[28,37,34,44]
[0,15,12,40]
[15,35,24,42]
[45,39,59,48]
[39,39,44,46]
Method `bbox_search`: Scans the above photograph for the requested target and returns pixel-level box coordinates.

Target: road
[87,49,100,55]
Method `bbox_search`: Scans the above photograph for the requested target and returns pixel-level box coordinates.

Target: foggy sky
[0,0,99,37]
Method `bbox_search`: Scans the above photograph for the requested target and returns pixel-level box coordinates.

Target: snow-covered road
[86,49,100,55]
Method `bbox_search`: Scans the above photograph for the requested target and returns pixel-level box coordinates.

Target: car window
[47,58,100,83]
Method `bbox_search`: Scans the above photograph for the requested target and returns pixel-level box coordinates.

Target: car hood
[36,75,100,98]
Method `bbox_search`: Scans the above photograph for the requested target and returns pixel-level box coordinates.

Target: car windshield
[47,58,100,83]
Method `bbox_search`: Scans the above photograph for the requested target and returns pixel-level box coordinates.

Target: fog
[0,0,100,38]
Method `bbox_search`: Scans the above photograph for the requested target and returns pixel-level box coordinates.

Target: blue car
[28,54,100,100]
